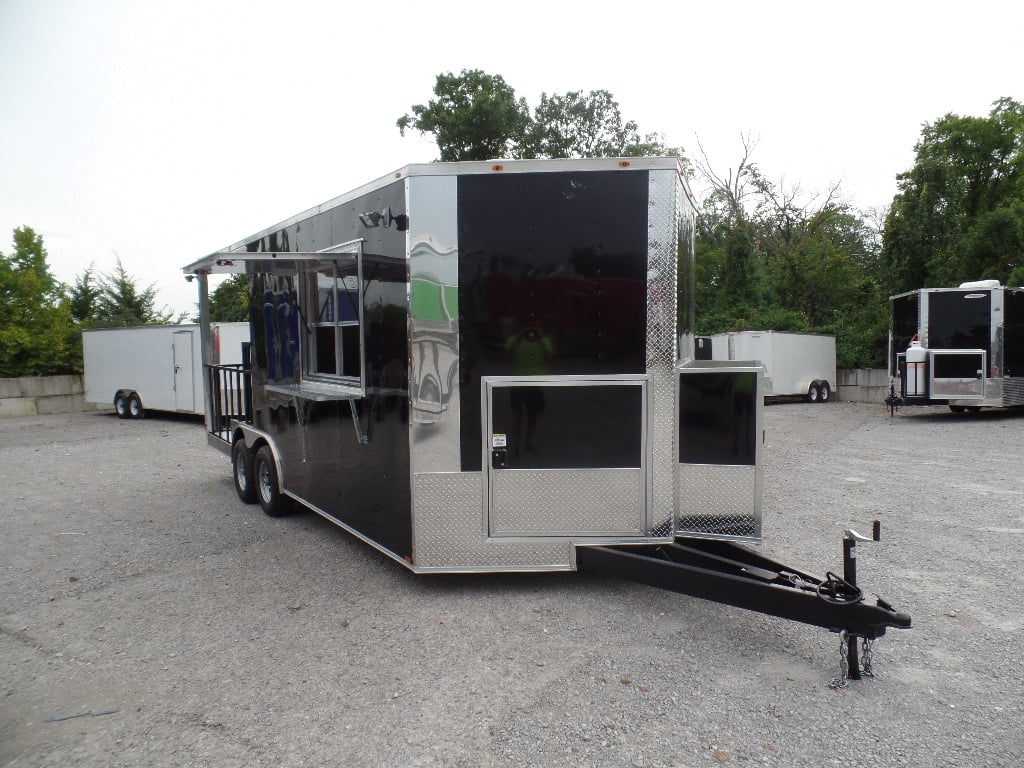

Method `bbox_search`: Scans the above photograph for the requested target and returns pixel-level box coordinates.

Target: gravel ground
[1,402,1021,767]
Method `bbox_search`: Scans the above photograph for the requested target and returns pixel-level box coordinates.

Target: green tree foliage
[68,265,101,324]
[398,70,679,162]
[523,90,673,159]
[881,98,1024,293]
[397,70,531,161]
[207,274,250,322]
[0,227,77,376]
[90,257,176,327]
[694,140,887,368]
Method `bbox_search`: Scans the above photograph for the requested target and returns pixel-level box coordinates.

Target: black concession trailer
[890,280,1024,412]
[185,158,908,678]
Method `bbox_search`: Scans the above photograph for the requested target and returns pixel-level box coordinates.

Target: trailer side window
[302,258,362,382]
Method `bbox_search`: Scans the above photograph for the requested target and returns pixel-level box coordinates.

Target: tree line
[3,70,1021,376]
[0,230,181,376]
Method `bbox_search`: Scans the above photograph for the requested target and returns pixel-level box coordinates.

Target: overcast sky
[2,0,1021,316]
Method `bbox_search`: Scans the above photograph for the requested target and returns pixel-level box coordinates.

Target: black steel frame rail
[576,540,911,639]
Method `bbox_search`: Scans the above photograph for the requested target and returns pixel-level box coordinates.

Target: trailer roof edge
[183,157,688,275]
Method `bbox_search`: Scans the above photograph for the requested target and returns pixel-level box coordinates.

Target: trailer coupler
[576,529,910,679]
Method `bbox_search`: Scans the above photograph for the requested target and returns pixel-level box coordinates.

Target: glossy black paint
[489,384,643,470]
[928,290,991,356]
[1005,288,1024,377]
[245,181,412,559]
[457,170,650,471]
[678,371,757,467]
[890,292,919,374]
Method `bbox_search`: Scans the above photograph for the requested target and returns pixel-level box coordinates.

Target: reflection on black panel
[458,170,650,471]
[1005,289,1024,377]
[932,352,984,379]
[490,385,642,470]
[678,372,757,466]
[928,291,991,357]
[890,293,919,373]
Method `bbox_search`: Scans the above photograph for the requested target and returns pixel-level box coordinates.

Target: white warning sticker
[492,434,507,448]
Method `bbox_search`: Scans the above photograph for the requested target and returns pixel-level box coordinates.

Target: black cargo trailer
[890,280,1024,412]
[185,158,908,673]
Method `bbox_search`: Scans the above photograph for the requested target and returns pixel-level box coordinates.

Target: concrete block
[0,379,23,398]
[0,397,37,418]
[15,375,83,397]
[35,394,89,415]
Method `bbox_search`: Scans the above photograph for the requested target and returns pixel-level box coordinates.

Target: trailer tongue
[578,538,910,640]
[578,532,911,685]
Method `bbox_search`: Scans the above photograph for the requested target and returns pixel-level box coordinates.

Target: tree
[207,274,250,322]
[523,90,676,159]
[397,70,531,161]
[881,98,1024,293]
[91,257,176,327]
[68,264,101,324]
[398,71,683,163]
[694,140,887,367]
[0,227,77,376]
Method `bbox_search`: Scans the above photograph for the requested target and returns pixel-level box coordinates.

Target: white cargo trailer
[83,323,249,418]
[699,331,837,402]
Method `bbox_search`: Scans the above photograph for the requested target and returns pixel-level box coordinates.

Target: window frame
[300,240,366,396]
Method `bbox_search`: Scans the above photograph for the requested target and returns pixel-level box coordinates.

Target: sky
[2,0,1021,317]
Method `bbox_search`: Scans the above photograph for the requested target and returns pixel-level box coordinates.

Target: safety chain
[861,637,875,677]
[829,630,850,689]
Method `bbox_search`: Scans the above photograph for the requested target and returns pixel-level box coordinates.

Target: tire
[254,445,291,517]
[114,392,130,419]
[807,384,819,403]
[128,393,145,419]
[231,440,257,504]
[818,382,831,403]
[948,405,966,414]
[966,406,982,413]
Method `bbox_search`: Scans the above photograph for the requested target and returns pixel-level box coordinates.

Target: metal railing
[206,363,252,443]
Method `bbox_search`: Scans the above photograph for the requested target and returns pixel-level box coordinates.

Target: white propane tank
[906,339,927,397]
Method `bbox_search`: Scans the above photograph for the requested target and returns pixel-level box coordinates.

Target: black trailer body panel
[1005,288,1024,378]
[927,289,992,370]
[244,181,413,559]
[456,170,650,472]
[889,292,920,376]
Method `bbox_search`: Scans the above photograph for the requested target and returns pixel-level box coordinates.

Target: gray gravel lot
[1,402,1022,767]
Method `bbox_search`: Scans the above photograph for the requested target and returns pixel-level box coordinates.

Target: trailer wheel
[807,383,820,403]
[254,445,291,517]
[231,440,257,504]
[948,405,966,414]
[818,382,831,403]
[128,393,145,419]
[114,392,130,419]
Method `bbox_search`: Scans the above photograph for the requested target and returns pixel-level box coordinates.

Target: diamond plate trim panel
[489,469,643,536]
[676,464,761,540]
[412,472,572,569]
[646,169,682,531]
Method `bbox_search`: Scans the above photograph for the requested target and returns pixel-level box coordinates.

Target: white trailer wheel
[128,393,145,419]
[114,392,130,419]
[807,383,819,403]
[818,382,831,402]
